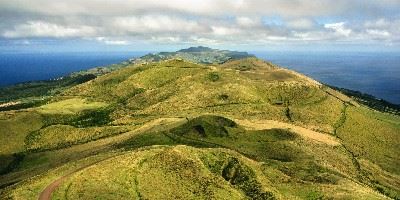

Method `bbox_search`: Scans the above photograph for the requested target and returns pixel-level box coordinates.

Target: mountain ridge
[0,47,399,199]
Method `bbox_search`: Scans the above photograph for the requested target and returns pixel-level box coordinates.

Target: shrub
[208,72,220,82]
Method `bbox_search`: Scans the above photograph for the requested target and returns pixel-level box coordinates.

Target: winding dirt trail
[37,118,184,200]
[38,174,70,200]
[38,158,110,200]
[37,117,340,200]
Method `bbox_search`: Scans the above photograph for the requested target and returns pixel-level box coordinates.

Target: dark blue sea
[0,51,146,86]
[253,51,400,105]
[0,51,399,104]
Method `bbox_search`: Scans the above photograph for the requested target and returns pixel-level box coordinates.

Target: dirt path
[38,158,110,200]
[37,116,340,200]
[235,119,341,146]
[38,174,70,200]
[37,118,185,200]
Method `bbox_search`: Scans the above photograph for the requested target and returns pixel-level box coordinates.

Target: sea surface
[0,52,146,86]
[253,51,400,105]
[0,51,399,104]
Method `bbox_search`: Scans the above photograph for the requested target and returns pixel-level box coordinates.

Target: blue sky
[1,0,399,52]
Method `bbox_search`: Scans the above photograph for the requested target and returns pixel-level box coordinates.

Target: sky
[0,0,399,52]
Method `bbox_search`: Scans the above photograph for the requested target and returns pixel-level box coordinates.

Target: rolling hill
[0,47,399,200]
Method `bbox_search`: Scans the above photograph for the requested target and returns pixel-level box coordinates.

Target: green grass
[336,106,400,198]
[0,57,398,199]
[25,125,129,152]
[37,98,107,115]
[1,113,390,199]
[0,111,43,155]
[46,146,275,199]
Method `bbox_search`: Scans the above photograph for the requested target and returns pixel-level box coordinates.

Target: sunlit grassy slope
[0,55,399,199]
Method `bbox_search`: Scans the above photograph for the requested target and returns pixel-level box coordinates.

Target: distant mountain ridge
[130,46,254,65]
[177,46,214,52]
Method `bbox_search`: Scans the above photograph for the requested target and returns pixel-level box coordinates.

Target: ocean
[0,52,146,86]
[253,51,400,105]
[0,51,399,104]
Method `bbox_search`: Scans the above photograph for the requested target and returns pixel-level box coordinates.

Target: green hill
[0,48,399,199]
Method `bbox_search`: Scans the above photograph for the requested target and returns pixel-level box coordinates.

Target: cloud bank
[0,0,399,48]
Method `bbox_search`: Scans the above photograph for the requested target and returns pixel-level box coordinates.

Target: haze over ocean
[0,51,399,104]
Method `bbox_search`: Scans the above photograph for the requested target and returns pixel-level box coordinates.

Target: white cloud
[0,0,346,17]
[114,15,208,34]
[211,26,242,36]
[364,19,390,29]
[150,36,182,43]
[0,0,399,47]
[286,18,316,30]
[3,21,95,38]
[366,29,391,39]
[96,37,129,45]
[236,17,261,27]
[292,31,327,41]
[324,22,352,37]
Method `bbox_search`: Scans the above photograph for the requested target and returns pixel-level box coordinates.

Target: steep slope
[0,51,399,199]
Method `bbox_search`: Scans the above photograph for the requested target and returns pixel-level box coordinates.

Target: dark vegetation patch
[40,106,114,128]
[0,153,25,175]
[305,189,325,200]
[275,161,340,184]
[0,100,49,112]
[116,131,179,150]
[374,184,400,200]
[118,115,303,165]
[192,125,206,137]
[0,74,96,103]
[208,72,220,82]
[221,158,275,199]
[159,116,303,164]
[219,94,229,101]
[69,108,113,127]
[121,115,305,165]
[329,85,400,115]
[171,115,238,138]
[201,153,275,199]
[236,64,254,71]
[284,107,293,122]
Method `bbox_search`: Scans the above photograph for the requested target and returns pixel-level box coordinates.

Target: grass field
[37,98,107,115]
[0,56,399,199]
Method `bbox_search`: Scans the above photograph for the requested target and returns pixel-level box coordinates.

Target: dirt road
[38,158,110,200]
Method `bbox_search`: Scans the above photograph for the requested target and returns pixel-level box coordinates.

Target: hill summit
[131,46,254,64]
[0,47,399,199]
[177,46,214,52]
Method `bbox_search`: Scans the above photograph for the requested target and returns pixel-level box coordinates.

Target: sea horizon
[1,50,399,105]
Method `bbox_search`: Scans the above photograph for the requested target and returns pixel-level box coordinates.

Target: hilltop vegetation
[133,46,253,65]
[0,48,399,199]
[330,85,400,115]
[0,47,253,111]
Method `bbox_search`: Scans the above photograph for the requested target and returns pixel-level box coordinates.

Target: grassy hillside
[0,49,399,199]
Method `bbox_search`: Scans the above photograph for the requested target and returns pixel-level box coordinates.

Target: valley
[0,47,399,199]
